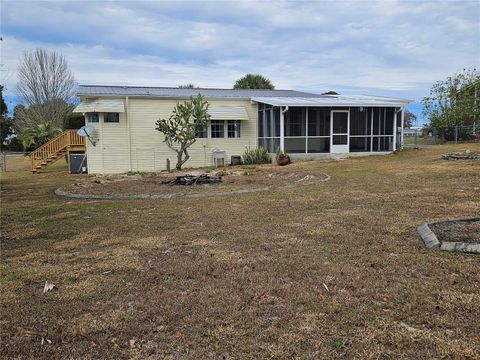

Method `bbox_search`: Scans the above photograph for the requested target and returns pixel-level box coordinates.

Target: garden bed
[442,150,480,160]
[56,165,330,199]
[418,217,480,254]
[429,218,480,244]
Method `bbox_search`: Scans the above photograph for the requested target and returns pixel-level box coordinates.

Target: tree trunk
[176,150,183,170]
[175,143,191,170]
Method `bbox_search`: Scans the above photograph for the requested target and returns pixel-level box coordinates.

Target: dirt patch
[57,167,329,199]
[429,219,480,244]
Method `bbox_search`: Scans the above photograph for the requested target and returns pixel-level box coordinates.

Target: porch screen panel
[308,138,330,153]
[284,107,306,153]
[307,108,330,153]
[285,108,306,136]
[308,108,330,136]
[371,107,395,151]
[285,138,306,153]
[257,102,280,153]
[350,107,372,152]
[350,107,395,152]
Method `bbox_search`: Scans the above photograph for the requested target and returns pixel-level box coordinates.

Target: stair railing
[29,130,86,172]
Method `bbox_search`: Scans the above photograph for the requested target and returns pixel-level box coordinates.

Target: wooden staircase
[29,130,86,173]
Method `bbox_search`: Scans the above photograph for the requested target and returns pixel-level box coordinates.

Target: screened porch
[254,97,408,155]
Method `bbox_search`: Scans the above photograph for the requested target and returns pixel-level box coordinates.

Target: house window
[227,120,241,138]
[104,112,119,123]
[86,113,99,123]
[211,120,224,138]
[196,122,208,138]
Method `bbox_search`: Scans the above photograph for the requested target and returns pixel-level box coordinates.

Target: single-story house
[73,85,411,174]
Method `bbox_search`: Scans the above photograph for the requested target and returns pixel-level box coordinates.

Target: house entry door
[330,110,349,153]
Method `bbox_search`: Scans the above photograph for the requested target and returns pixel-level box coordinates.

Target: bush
[242,146,272,165]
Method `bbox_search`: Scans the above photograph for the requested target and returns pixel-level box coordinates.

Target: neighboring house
[403,126,423,137]
[73,85,411,174]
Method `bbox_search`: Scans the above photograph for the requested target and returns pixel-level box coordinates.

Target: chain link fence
[403,123,479,147]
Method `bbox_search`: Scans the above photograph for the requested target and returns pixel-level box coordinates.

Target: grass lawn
[1,144,479,359]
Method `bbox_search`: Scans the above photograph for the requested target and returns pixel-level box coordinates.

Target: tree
[233,74,274,89]
[178,83,198,89]
[13,99,75,134]
[322,91,339,95]
[422,69,480,139]
[0,86,14,149]
[21,123,62,151]
[16,48,75,133]
[403,110,417,128]
[155,94,210,170]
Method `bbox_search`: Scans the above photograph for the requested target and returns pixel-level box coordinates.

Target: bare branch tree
[17,48,75,105]
[15,48,75,132]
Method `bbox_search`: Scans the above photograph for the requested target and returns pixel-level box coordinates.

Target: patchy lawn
[1,144,479,359]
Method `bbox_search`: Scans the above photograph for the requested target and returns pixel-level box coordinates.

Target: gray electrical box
[69,153,87,174]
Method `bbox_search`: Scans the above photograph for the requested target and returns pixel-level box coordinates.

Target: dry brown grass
[1,144,479,359]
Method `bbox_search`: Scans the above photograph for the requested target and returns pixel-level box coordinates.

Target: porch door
[330,110,349,153]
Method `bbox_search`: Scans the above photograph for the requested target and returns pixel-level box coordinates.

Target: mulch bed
[429,219,480,244]
[60,167,329,198]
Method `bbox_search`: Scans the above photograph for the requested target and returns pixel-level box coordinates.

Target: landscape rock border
[417,217,480,254]
[54,173,331,201]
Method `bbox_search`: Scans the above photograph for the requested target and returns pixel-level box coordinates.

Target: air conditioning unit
[212,149,226,168]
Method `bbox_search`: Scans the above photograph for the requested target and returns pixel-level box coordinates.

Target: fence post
[455,126,458,144]
[166,158,171,172]
[1,152,5,172]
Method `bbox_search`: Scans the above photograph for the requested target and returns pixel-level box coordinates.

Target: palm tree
[22,123,62,151]
[233,74,275,90]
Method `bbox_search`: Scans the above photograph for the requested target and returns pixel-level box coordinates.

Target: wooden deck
[29,130,86,173]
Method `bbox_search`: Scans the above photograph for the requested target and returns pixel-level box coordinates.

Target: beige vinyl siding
[128,98,257,171]
[83,97,257,173]
[101,112,130,173]
[84,117,102,174]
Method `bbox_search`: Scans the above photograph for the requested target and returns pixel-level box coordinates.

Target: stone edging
[417,217,480,254]
[54,173,331,201]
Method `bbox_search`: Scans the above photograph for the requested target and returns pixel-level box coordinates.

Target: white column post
[280,107,286,152]
[393,109,397,151]
[400,107,405,149]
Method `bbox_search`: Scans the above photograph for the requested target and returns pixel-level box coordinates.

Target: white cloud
[1,0,479,105]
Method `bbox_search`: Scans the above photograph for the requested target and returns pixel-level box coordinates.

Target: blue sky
[1,0,479,125]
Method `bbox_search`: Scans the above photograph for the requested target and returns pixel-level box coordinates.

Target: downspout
[280,106,288,152]
[125,96,132,171]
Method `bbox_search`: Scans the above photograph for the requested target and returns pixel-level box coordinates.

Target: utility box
[212,150,226,168]
[69,153,87,174]
[231,156,242,166]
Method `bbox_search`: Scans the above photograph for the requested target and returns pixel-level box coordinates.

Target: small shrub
[242,146,272,165]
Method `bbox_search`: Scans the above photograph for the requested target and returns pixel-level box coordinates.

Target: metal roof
[251,95,412,107]
[77,85,323,99]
